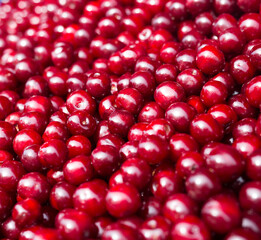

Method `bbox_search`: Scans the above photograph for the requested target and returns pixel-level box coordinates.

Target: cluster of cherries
[0,0,260,239]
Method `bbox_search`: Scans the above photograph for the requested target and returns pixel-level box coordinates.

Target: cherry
[171,215,211,240]
[63,155,94,185]
[190,113,224,145]
[106,183,141,218]
[17,172,51,204]
[66,73,87,94]
[195,12,214,36]
[24,95,52,116]
[232,118,257,138]
[185,168,222,201]
[121,157,151,190]
[241,211,261,237]
[99,95,117,120]
[13,129,42,156]
[39,139,68,169]
[240,181,261,213]
[1,218,21,239]
[212,13,237,36]
[196,45,225,76]
[102,223,138,240]
[154,81,185,110]
[66,135,92,159]
[170,133,199,162]
[140,196,162,219]
[151,170,182,201]
[138,135,169,165]
[140,216,171,240]
[19,226,60,240]
[165,102,196,133]
[163,193,197,223]
[244,76,261,108]
[43,121,69,142]
[138,102,165,123]
[12,198,41,228]
[225,228,260,240]
[73,179,108,217]
[201,194,241,234]
[55,208,98,240]
[23,76,48,98]
[0,121,16,151]
[175,48,197,71]
[91,145,120,177]
[67,110,97,137]
[50,181,75,211]
[119,141,139,160]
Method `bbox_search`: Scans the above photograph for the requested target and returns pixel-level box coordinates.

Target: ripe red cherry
[67,111,97,137]
[39,139,68,169]
[119,141,139,161]
[212,13,237,36]
[224,228,260,240]
[0,121,16,151]
[239,181,261,214]
[19,226,60,240]
[163,193,197,223]
[140,216,171,240]
[171,215,210,240]
[138,135,169,165]
[170,133,199,162]
[17,172,51,204]
[247,150,261,180]
[154,81,185,110]
[196,45,225,75]
[175,49,197,71]
[43,121,69,142]
[0,160,25,193]
[12,198,41,228]
[241,211,261,237]
[108,110,135,138]
[1,217,21,239]
[190,113,224,145]
[201,194,241,234]
[138,102,165,123]
[121,157,151,190]
[106,183,141,218]
[165,102,196,133]
[50,182,76,211]
[55,208,97,240]
[66,135,92,159]
[91,145,120,177]
[63,155,94,185]
[176,152,205,179]
[73,179,108,217]
[151,170,182,201]
[13,129,42,156]
[97,133,125,150]
[66,90,96,115]
[155,64,178,84]
[244,76,261,108]
[185,168,222,202]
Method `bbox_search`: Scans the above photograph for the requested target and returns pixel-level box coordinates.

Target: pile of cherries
[0,0,260,239]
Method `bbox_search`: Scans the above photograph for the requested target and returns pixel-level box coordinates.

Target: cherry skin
[63,155,94,186]
[50,181,75,211]
[119,141,139,161]
[12,198,41,228]
[42,121,69,142]
[24,95,52,117]
[195,12,214,36]
[244,76,261,108]
[232,118,257,138]
[151,170,182,201]
[23,76,48,98]
[165,102,196,133]
[106,183,141,218]
[66,135,92,159]
[190,113,224,145]
[196,45,225,76]
[73,179,108,217]
[55,208,98,240]
[67,110,97,137]
[224,228,260,240]
[1,217,21,239]
[239,181,261,214]
[163,193,197,224]
[39,139,68,169]
[0,121,16,151]
[154,81,185,110]
[19,226,60,240]
[169,133,199,162]
[171,215,211,240]
[138,135,169,165]
[139,216,171,240]
[13,129,42,156]
[17,172,51,204]
[0,160,25,193]
[185,168,222,202]
[175,49,197,72]
[121,157,151,190]
[143,118,174,141]
[138,102,165,123]
[230,55,255,85]
[241,211,261,237]
[102,222,138,240]
[233,134,261,158]
[108,110,135,138]
[97,133,125,150]
[176,152,205,179]
[212,13,237,36]
[201,194,241,234]
[91,145,120,177]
